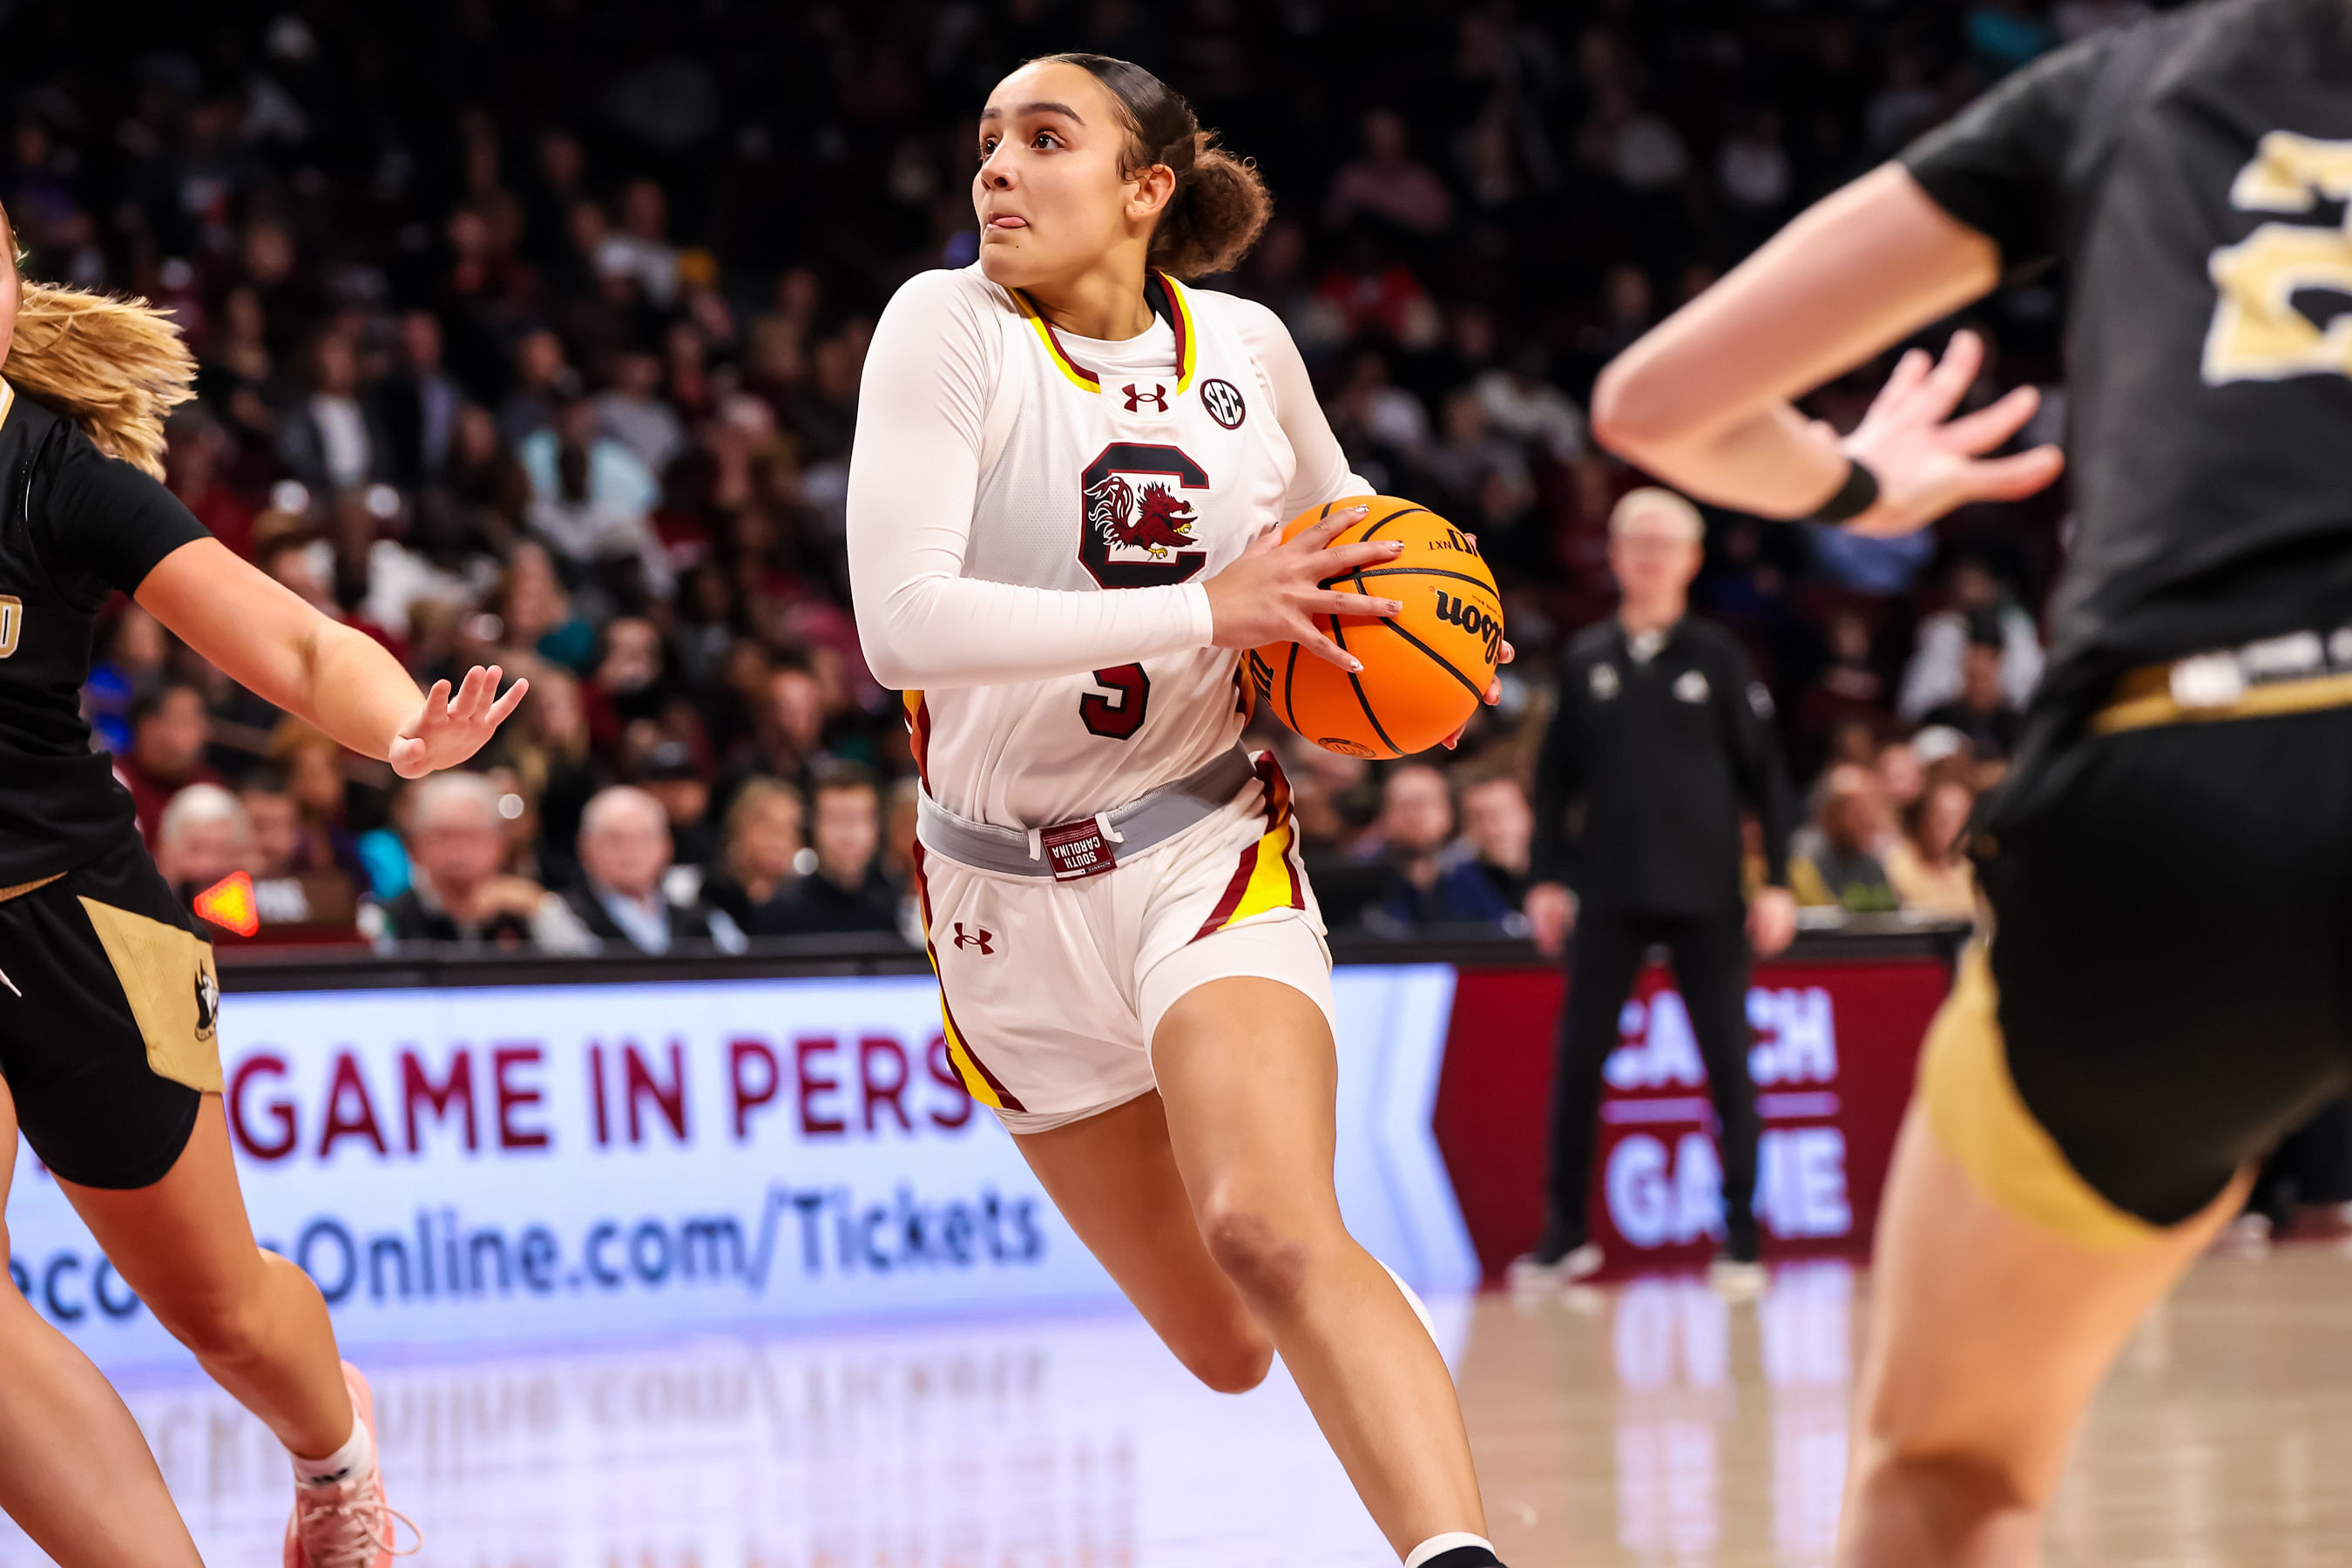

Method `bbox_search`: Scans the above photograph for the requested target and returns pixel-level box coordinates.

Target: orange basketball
[1246,495,1502,759]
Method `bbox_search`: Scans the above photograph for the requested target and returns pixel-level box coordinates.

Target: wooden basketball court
[4,1247,2346,1565]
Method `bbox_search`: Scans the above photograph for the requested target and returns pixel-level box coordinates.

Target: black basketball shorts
[0,833,220,1190]
[1918,702,2352,1244]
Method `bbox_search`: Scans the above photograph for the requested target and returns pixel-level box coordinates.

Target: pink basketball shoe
[283,1362,416,1568]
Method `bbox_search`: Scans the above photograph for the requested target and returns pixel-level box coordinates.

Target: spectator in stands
[1922,627,2025,763]
[155,783,253,896]
[1791,764,1900,914]
[596,347,686,479]
[376,309,463,490]
[706,775,805,931]
[267,720,368,885]
[500,328,575,446]
[116,683,223,845]
[1323,108,1456,238]
[239,766,305,880]
[1897,557,2044,720]
[276,330,389,496]
[562,785,745,954]
[378,771,593,950]
[518,396,670,597]
[1884,777,1979,920]
[1475,343,1587,468]
[1362,764,1513,933]
[1459,774,1536,917]
[634,740,716,871]
[755,764,901,938]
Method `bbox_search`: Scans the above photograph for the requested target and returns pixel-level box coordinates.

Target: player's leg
[60,1098,351,1456]
[1838,1101,2244,1568]
[1661,911,1761,1269]
[1152,970,1487,1559]
[61,1096,410,1565]
[1012,1089,1274,1393]
[0,1073,204,1565]
[1839,706,2351,1566]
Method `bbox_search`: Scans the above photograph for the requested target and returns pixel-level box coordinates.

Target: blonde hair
[1608,485,1705,544]
[0,206,198,480]
[8,282,198,480]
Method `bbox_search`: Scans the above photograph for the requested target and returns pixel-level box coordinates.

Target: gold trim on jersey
[1010,271,1198,395]
[0,381,17,431]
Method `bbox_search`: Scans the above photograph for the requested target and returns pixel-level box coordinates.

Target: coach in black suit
[1515,488,1798,1288]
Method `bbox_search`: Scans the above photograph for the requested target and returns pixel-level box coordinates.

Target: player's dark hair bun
[1037,53,1272,280]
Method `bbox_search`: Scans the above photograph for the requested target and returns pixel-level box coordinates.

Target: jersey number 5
[2203,132,2352,386]
[1079,664,1150,740]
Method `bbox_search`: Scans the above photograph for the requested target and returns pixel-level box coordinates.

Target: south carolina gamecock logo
[1078,443,1210,588]
[1086,476,1197,558]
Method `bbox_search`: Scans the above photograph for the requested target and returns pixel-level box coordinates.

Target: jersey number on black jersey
[2203,132,2352,386]
[0,597,21,659]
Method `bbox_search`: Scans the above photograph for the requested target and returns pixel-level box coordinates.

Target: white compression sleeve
[1230,295,1375,517]
[846,270,1213,691]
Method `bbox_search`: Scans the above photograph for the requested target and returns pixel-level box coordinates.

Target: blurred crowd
[4,0,2143,952]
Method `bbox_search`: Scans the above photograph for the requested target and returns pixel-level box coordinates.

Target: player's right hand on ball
[1204,505,1403,672]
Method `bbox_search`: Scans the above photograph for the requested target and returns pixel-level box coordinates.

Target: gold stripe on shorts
[2090,665,2352,735]
[1919,943,2159,1251]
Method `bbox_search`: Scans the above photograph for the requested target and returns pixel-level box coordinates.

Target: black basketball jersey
[0,386,209,882]
[1901,0,2352,713]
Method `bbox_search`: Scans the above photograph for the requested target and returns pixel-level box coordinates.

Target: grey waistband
[916,746,1259,879]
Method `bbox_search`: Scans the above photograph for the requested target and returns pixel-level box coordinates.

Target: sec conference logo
[1200,377,1246,429]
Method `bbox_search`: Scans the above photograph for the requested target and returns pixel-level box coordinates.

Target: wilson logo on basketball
[1434,591,1503,653]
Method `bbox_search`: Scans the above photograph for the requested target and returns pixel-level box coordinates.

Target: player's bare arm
[134,537,526,779]
[1590,163,2065,532]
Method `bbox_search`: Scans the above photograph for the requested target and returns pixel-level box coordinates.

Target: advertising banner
[6,966,1477,1369]
[1432,956,1954,1279]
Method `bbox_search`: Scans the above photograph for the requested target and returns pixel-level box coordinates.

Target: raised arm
[136,539,523,778]
[1590,165,2060,533]
[1588,31,2125,533]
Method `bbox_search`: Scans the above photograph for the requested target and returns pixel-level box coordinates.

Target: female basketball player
[0,211,523,1566]
[1588,3,2351,1562]
[848,54,1510,1568]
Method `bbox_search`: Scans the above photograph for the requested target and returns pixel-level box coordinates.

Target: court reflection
[12,1252,2352,1565]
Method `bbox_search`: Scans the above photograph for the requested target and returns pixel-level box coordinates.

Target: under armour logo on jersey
[1122,382,1168,413]
[951,923,995,955]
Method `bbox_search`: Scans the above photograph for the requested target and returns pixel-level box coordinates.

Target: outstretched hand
[388,665,530,780]
[1832,329,2065,537]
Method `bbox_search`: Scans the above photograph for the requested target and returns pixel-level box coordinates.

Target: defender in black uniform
[0,219,525,1565]
[1590,2,2352,1561]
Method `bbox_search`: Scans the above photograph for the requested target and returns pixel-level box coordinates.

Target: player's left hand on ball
[1442,637,1513,750]
[1835,328,2065,537]
[389,664,530,780]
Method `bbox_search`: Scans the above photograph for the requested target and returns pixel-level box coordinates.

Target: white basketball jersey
[902,267,1336,828]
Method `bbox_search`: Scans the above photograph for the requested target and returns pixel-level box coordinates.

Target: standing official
[1517,488,1798,1288]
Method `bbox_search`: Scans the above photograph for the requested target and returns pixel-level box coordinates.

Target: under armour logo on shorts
[1122,382,1168,413]
[952,923,996,955]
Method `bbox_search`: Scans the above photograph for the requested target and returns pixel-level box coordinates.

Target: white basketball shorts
[911,754,1335,1133]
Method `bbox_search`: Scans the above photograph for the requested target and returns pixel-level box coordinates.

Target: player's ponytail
[0,205,197,480]
[1039,53,1272,280]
